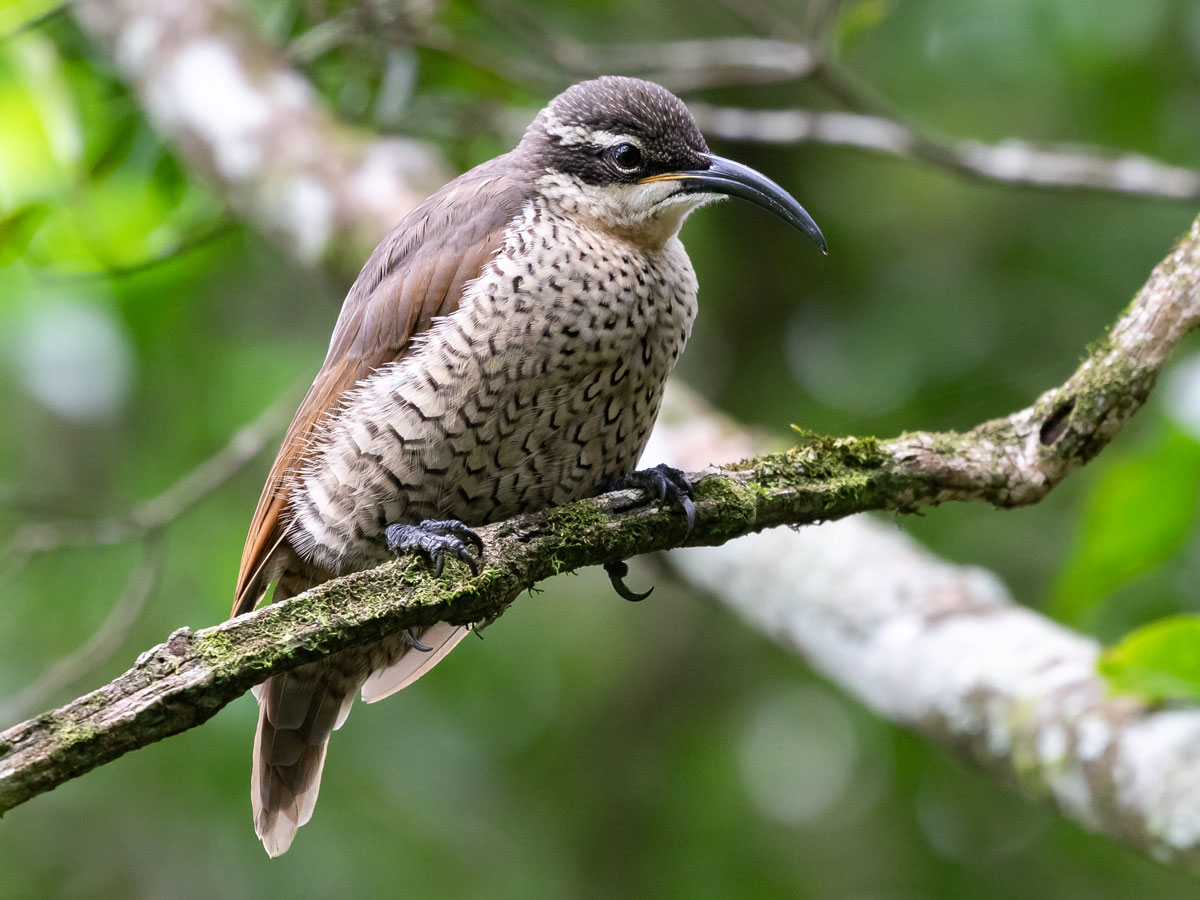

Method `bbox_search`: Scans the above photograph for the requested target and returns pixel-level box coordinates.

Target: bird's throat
[536,171,706,251]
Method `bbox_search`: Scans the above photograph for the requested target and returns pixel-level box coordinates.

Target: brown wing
[232,156,531,616]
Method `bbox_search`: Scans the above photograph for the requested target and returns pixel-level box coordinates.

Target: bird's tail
[248,578,469,857]
[251,651,361,857]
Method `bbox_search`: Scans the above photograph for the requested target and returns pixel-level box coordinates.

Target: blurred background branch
[1,386,297,580]
[653,383,1200,875]
[0,534,164,723]
[282,2,1200,203]
[70,0,448,271]
[690,104,1200,200]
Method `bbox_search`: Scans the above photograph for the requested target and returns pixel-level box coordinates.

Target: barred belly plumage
[285,200,698,573]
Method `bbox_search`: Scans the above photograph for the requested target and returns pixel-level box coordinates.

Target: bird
[232,75,825,856]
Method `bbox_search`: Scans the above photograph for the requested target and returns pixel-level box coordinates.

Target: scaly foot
[616,463,696,538]
[602,464,695,602]
[385,519,483,577]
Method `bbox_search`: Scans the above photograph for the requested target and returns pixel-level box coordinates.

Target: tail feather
[249,621,467,856]
[252,657,359,857]
[361,622,470,703]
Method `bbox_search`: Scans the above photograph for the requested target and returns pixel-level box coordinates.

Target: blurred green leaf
[835,0,897,53]
[0,0,61,37]
[0,201,48,263]
[0,35,82,218]
[1101,615,1200,702]
[1051,423,1200,624]
[149,152,188,209]
[85,118,137,179]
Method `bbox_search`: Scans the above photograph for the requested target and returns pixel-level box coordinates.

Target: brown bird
[233,76,825,856]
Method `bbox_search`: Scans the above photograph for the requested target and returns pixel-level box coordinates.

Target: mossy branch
[4,213,1200,816]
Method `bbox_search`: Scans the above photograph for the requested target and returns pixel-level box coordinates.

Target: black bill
[642,153,827,254]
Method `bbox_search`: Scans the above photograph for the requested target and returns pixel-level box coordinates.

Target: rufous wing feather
[232,158,530,617]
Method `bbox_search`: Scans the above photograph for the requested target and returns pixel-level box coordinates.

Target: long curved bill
[641,153,827,254]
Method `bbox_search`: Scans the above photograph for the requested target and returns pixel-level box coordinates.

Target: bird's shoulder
[332,155,535,364]
[233,154,533,615]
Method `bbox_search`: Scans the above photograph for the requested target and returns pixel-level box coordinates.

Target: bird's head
[521,76,826,252]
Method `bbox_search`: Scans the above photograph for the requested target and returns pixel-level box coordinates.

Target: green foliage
[0,0,61,37]
[1052,423,1200,627]
[0,202,48,264]
[834,0,897,53]
[1101,616,1200,702]
[0,30,224,278]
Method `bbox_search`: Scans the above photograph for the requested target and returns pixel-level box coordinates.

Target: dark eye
[609,142,644,173]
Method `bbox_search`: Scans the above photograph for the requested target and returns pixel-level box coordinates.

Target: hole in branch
[1039,397,1075,445]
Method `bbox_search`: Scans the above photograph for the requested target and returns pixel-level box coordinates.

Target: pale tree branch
[690,103,1200,201]
[4,216,1200,862]
[170,0,1200,206]
[496,22,1200,200]
[653,385,1200,873]
[559,37,820,91]
[462,21,1200,202]
[71,0,448,271]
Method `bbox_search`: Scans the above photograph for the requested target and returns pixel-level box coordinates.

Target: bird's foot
[402,629,433,652]
[615,463,696,538]
[602,464,695,602]
[603,560,652,602]
[385,519,483,577]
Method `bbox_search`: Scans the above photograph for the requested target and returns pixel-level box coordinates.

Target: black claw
[420,519,485,555]
[460,549,482,577]
[385,519,484,578]
[604,560,654,602]
[617,463,695,539]
[403,629,433,652]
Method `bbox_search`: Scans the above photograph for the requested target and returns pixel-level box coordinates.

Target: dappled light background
[3,0,1200,897]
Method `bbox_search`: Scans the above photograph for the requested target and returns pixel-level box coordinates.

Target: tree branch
[456,26,1200,202]
[689,103,1200,201]
[71,0,447,272]
[4,212,1199,826]
[0,536,165,724]
[651,385,1200,873]
[558,37,820,91]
